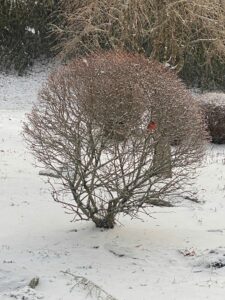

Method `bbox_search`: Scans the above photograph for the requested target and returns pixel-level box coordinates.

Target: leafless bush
[199,93,225,144]
[23,52,207,229]
[53,0,225,89]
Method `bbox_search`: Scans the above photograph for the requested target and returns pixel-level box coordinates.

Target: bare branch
[23,51,207,228]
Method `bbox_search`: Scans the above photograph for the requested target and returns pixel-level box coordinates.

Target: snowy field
[1,63,225,300]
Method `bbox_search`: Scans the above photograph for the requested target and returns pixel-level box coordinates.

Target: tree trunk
[93,215,115,229]
[153,137,172,178]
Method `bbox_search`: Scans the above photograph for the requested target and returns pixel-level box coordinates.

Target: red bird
[147,121,157,132]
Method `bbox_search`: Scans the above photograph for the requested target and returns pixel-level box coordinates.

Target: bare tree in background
[23,52,207,228]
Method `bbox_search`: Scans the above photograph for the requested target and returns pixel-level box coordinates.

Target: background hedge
[0,0,59,74]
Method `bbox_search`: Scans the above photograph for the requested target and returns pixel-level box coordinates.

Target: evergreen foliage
[0,0,59,74]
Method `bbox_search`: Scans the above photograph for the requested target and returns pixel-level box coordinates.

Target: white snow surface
[1,63,225,299]
[198,92,225,106]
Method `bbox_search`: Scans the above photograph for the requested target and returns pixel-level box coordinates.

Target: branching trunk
[93,215,115,229]
[23,51,206,228]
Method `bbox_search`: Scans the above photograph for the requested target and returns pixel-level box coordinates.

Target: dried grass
[54,0,225,89]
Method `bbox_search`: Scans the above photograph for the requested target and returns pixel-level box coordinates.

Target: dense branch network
[23,52,207,228]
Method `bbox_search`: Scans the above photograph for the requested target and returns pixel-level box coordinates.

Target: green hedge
[0,0,59,74]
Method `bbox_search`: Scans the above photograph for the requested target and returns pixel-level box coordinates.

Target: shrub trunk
[93,216,115,229]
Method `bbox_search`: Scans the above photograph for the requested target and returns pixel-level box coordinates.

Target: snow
[0,61,54,110]
[198,92,225,106]
[1,64,225,299]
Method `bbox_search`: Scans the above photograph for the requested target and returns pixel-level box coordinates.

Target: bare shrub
[53,0,225,89]
[199,93,225,144]
[23,52,207,229]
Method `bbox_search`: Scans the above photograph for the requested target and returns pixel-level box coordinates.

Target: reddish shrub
[198,93,225,144]
[24,52,207,228]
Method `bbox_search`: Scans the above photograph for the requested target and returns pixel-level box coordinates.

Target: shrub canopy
[24,52,207,228]
[199,93,225,144]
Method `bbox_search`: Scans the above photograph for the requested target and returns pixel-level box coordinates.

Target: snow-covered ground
[1,63,225,300]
